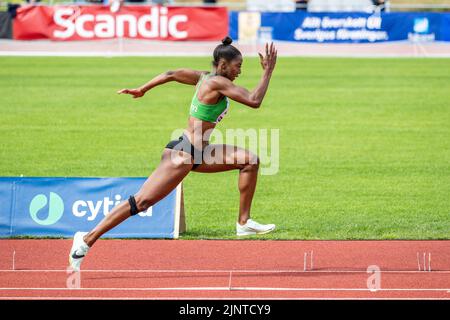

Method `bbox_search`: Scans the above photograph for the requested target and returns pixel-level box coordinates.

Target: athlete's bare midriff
[183,116,217,150]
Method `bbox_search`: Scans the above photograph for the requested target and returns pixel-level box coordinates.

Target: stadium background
[0,0,449,240]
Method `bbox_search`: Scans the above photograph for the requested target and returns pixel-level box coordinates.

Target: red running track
[0,240,449,300]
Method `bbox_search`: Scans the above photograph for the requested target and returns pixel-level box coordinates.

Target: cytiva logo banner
[13,5,228,41]
[29,192,152,226]
[0,177,180,238]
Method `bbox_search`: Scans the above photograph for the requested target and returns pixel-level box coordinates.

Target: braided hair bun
[221,36,233,46]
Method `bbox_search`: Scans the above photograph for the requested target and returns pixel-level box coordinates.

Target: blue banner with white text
[0,177,178,238]
[230,11,450,43]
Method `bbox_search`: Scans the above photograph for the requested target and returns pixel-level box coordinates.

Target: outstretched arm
[117,69,206,99]
[213,43,277,108]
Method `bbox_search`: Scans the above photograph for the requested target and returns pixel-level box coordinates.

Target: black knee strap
[128,196,139,216]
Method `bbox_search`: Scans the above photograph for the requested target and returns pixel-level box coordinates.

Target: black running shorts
[165,134,203,170]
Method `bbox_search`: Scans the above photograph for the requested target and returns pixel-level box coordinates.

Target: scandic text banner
[0,177,181,238]
[13,5,228,41]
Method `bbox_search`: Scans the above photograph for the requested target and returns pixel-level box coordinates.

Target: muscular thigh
[193,144,258,173]
[136,149,193,201]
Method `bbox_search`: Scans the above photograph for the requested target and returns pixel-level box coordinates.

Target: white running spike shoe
[236,219,276,236]
[69,232,90,272]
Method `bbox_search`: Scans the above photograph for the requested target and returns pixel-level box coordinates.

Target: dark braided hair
[212,36,242,67]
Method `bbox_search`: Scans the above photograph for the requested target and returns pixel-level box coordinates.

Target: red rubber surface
[0,240,449,299]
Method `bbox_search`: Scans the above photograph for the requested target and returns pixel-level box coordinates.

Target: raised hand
[117,88,145,99]
[258,42,277,73]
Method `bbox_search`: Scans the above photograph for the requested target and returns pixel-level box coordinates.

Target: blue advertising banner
[230,11,450,43]
[442,14,450,41]
[0,177,182,239]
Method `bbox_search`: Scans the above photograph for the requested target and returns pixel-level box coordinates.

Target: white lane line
[0,287,448,292]
[1,297,449,301]
[0,269,449,274]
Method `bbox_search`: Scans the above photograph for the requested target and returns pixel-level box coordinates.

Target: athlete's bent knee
[241,154,260,172]
[252,155,260,167]
[243,162,259,172]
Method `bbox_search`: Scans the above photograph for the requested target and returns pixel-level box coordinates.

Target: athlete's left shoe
[69,231,90,272]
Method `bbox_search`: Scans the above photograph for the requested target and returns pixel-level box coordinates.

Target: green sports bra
[189,73,229,124]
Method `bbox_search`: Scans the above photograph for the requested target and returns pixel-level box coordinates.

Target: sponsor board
[13,5,228,41]
[230,11,450,43]
[0,177,184,238]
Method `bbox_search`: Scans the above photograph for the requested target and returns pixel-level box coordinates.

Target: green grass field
[1,57,449,240]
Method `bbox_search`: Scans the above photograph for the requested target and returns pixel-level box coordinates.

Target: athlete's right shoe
[236,219,276,236]
[69,232,90,272]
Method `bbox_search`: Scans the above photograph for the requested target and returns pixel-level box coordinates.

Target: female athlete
[69,37,277,271]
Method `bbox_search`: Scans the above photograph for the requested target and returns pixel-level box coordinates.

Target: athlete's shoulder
[207,74,232,89]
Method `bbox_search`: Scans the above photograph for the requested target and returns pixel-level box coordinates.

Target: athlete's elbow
[247,95,262,108]
[164,70,175,81]
[249,101,262,109]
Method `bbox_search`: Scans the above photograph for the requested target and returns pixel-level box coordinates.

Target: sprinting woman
[69,37,277,271]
